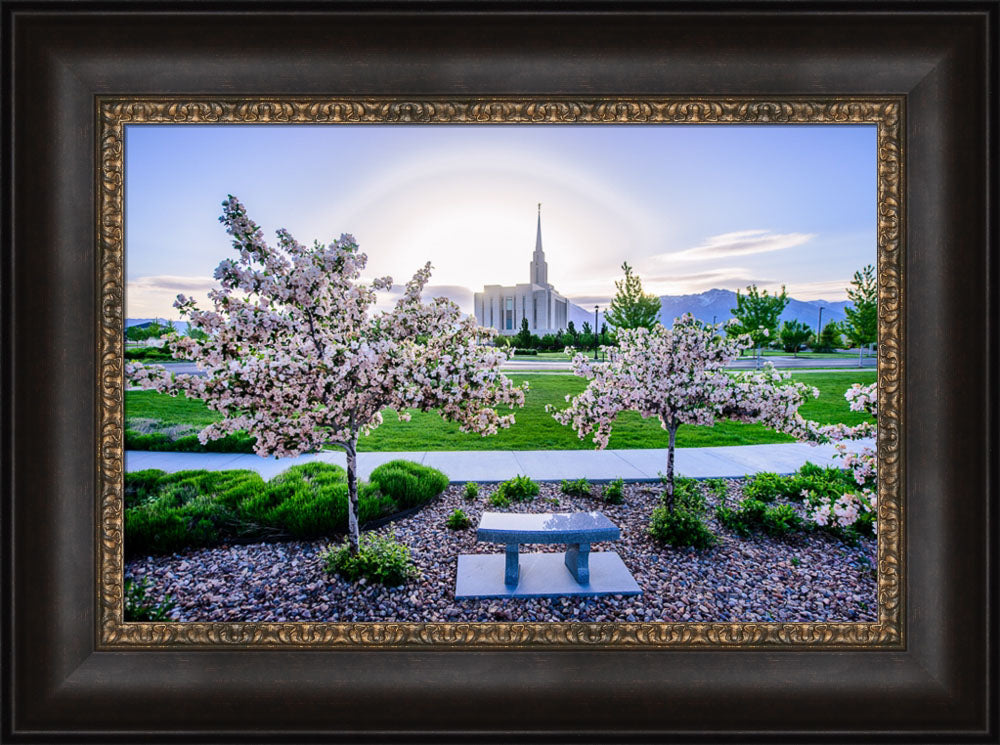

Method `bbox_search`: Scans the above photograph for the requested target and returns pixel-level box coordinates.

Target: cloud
[782,279,851,301]
[640,268,779,297]
[127,275,216,318]
[567,295,615,307]
[657,230,816,262]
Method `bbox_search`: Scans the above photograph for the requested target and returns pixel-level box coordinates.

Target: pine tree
[779,320,813,356]
[604,262,661,330]
[815,321,843,352]
[843,264,877,348]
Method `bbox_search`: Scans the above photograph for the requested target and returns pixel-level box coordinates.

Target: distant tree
[539,333,558,351]
[728,284,789,361]
[515,317,533,349]
[815,321,843,353]
[126,319,176,342]
[566,320,580,346]
[187,326,209,341]
[581,321,593,336]
[604,262,661,330]
[579,331,595,350]
[843,264,877,349]
[779,320,814,356]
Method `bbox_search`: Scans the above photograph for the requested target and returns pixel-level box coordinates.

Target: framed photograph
[3,2,995,741]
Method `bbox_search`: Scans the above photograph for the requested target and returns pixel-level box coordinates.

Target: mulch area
[125,479,877,623]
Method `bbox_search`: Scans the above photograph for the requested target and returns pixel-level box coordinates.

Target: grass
[126,371,875,452]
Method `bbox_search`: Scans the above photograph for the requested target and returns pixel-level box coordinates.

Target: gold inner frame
[97,97,903,648]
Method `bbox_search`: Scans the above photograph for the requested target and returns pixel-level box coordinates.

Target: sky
[125,124,876,318]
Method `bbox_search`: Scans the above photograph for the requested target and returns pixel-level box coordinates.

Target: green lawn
[126,371,875,452]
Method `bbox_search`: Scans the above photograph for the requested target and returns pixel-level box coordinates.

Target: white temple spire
[530,203,548,286]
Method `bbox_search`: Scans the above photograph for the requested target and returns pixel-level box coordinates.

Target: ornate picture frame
[4,3,993,741]
[99,96,903,649]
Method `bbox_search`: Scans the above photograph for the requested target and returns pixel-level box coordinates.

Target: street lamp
[817,307,824,338]
[594,305,599,361]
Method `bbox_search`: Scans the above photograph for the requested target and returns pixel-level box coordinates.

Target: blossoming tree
[549,314,818,509]
[803,382,878,533]
[126,196,526,552]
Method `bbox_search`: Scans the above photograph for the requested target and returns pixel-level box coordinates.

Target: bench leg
[564,543,591,584]
[504,543,519,586]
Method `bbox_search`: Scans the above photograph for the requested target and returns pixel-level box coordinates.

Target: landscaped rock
[125,479,877,624]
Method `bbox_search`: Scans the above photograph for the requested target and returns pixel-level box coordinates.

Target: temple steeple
[530,203,549,286]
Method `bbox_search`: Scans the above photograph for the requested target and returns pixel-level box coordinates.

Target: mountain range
[567,288,851,332]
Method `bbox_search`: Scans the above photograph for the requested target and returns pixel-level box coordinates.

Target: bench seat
[476,511,621,545]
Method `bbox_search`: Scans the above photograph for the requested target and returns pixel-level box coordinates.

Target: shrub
[322,534,419,586]
[369,460,449,509]
[560,478,592,497]
[488,489,511,508]
[666,476,706,515]
[124,577,177,621]
[601,478,625,505]
[463,482,479,500]
[496,475,539,503]
[513,348,538,356]
[761,504,802,536]
[649,507,716,549]
[125,429,257,453]
[743,472,786,502]
[124,469,167,508]
[716,498,802,538]
[125,464,399,554]
[445,508,472,530]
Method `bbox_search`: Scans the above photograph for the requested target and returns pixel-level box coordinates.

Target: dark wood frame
[2,2,995,741]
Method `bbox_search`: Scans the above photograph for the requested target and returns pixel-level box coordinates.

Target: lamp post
[594,305,599,361]
[817,307,824,337]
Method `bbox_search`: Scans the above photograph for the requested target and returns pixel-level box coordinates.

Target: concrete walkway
[125,439,873,482]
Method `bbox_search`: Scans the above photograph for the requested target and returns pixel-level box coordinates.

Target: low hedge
[125,461,448,555]
[125,430,257,453]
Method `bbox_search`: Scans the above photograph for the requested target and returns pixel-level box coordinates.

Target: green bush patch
[124,577,177,621]
[124,460,447,555]
[322,534,419,586]
[445,508,472,530]
[649,507,716,550]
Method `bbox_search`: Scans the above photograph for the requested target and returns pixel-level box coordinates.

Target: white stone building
[473,205,569,336]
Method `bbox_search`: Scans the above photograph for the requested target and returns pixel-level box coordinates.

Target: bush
[463,482,479,500]
[716,498,802,538]
[649,507,716,549]
[124,469,168,508]
[495,475,539,503]
[601,478,625,505]
[743,472,786,502]
[762,503,802,536]
[124,346,177,362]
[322,534,419,586]
[369,460,449,509]
[664,476,706,515]
[560,478,592,497]
[124,577,177,621]
[125,429,257,453]
[445,508,472,530]
[125,463,403,555]
[512,348,538,356]
[488,489,511,508]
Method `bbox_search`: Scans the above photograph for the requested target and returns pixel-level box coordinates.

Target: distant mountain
[654,288,850,331]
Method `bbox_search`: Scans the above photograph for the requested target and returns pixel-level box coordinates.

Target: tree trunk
[664,423,678,512]
[345,434,360,554]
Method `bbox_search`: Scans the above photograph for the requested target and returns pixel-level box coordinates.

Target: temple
[473,205,569,336]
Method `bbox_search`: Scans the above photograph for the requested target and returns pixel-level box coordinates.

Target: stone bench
[455,511,642,599]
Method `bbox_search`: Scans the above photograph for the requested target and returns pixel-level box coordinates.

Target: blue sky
[125,124,876,318]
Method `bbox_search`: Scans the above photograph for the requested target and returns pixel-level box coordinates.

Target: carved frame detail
[97,97,903,648]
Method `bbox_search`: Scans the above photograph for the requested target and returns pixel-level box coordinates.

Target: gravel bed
[126,480,878,623]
